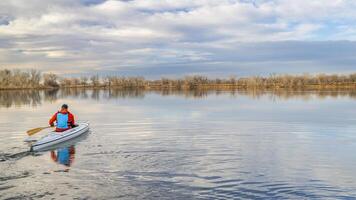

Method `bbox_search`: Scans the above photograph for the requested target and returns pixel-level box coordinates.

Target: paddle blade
[27,127,50,136]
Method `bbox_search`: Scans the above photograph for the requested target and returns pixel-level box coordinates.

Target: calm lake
[1,89,356,199]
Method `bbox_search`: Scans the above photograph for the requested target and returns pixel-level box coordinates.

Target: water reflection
[0,88,355,108]
[1,87,356,199]
[0,90,42,108]
[51,146,75,167]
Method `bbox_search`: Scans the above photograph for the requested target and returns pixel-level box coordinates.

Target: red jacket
[49,109,75,132]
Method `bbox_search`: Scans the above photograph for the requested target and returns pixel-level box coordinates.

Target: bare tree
[80,76,88,86]
[90,75,100,87]
[43,73,59,87]
[29,69,41,86]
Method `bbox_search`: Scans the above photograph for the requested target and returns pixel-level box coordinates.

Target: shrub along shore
[0,69,355,90]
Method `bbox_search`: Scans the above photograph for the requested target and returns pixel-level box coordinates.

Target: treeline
[0,69,59,89]
[0,69,355,90]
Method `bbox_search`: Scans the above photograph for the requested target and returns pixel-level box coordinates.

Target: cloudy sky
[0,0,355,78]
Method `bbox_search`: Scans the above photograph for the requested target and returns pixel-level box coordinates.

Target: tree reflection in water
[0,88,355,108]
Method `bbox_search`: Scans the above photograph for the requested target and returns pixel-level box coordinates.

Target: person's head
[61,104,68,110]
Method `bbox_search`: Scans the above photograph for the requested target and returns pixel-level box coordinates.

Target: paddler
[49,104,75,132]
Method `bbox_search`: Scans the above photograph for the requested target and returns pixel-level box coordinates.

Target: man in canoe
[49,104,75,132]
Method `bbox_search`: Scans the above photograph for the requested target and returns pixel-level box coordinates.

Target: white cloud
[0,0,355,76]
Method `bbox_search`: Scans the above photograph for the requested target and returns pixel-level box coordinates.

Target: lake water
[1,89,356,199]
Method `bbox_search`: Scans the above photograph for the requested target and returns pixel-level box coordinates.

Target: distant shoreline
[0,69,355,90]
[1,83,355,90]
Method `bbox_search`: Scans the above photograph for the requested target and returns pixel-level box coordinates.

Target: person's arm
[68,112,75,126]
[49,112,57,127]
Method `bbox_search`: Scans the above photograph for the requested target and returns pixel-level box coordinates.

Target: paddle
[27,126,52,136]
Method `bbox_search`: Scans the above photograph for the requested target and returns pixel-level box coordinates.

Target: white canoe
[31,122,89,151]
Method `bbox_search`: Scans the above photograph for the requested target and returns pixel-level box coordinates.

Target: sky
[0,0,355,78]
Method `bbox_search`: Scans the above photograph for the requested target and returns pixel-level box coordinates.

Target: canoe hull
[31,122,89,151]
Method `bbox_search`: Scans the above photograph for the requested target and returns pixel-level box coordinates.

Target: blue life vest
[57,112,69,129]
